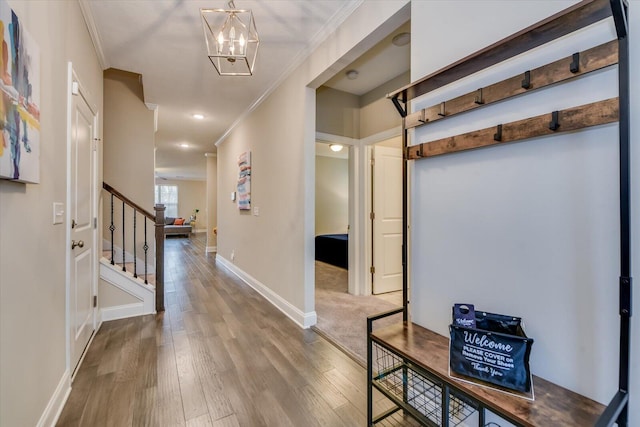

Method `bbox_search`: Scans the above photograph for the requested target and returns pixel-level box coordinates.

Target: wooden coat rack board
[366,0,632,426]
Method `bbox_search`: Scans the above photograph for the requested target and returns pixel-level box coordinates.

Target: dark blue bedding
[315,234,348,269]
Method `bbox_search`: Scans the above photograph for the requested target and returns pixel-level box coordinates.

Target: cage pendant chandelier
[201,1,259,76]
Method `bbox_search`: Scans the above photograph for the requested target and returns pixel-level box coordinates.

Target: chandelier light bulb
[239,33,245,47]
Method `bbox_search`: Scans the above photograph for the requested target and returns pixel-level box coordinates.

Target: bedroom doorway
[315,141,350,269]
[312,17,410,363]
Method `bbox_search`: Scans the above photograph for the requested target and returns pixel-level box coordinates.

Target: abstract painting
[0,0,40,183]
[237,151,251,210]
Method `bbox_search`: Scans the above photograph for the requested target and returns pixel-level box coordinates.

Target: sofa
[164,217,192,237]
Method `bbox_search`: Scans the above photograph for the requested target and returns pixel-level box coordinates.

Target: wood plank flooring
[57,234,419,426]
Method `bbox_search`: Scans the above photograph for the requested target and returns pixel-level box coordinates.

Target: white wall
[410,1,639,421]
[99,277,138,307]
[0,1,103,425]
[217,0,410,326]
[316,155,349,235]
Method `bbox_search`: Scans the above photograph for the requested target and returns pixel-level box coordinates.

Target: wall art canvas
[0,0,40,183]
[237,151,251,210]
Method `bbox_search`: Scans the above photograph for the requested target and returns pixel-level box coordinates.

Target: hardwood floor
[57,234,417,426]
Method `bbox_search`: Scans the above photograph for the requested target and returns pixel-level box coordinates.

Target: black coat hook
[570,52,580,73]
[493,124,503,141]
[474,88,484,105]
[521,70,531,89]
[549,111,560,131]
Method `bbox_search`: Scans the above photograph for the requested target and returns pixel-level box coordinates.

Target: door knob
[71,240,84,249]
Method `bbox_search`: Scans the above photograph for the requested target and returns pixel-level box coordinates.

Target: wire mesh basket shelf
[372,341,478,426]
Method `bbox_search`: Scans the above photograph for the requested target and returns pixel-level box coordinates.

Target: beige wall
[155,178,206,226]
[359,71,408,138]
[316,71,408,140]
[316,86,360,138]
[218,72,311,311]
[206,154,217,249]
[102,70,155,268]
[315,155,348,235]
[0,1,103,425]
[103,69,155,209]
[217,1,410,321]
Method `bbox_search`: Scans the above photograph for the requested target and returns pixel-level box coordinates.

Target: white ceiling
[323,21,410,96]
[82,0,408,181]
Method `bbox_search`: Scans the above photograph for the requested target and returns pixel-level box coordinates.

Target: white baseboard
[101,302,147,321]
[205,246,217,253]
[215,255,317,328]
[36,369,71,427]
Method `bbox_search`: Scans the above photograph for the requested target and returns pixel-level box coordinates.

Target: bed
[315,234,348,269]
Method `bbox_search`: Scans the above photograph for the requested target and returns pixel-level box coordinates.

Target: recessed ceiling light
[193,114,204,120]
[392,32,411,47]
[345,69,359,80]
[180,143,189,148]
[330,144,344,152]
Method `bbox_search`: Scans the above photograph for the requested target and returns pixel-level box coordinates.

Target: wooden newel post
[154,204,166,312]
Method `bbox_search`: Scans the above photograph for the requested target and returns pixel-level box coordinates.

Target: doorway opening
[313,20,410,364]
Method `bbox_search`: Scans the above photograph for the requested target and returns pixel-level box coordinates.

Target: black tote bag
[449,311,534,393]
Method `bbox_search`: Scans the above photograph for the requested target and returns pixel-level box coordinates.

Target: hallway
[56,234,416,426]
[314,260,402,365]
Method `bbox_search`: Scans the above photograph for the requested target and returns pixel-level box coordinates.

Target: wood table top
[371,322,605,427]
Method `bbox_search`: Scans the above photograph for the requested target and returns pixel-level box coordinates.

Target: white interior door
[69,70,97,376]
[372,145,403,294]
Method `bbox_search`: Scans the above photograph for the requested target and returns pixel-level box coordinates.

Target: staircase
[100,182,165,319]
[99,257,156,319]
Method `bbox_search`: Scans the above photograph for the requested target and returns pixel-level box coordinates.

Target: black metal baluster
[144,219,149,284]
[109,194,115,265]
[133,209,138,278]
[122,200,126,272]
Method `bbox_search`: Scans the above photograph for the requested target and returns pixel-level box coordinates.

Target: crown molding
[215,0,364,147]
[78,0,109,70]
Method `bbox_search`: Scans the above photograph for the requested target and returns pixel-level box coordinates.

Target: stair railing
[102,182,165,312]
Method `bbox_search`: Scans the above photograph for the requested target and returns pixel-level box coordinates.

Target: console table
[367,309,604,426]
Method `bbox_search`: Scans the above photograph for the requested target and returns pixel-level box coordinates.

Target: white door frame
[66,62,100,378]
[316,127,401,296]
